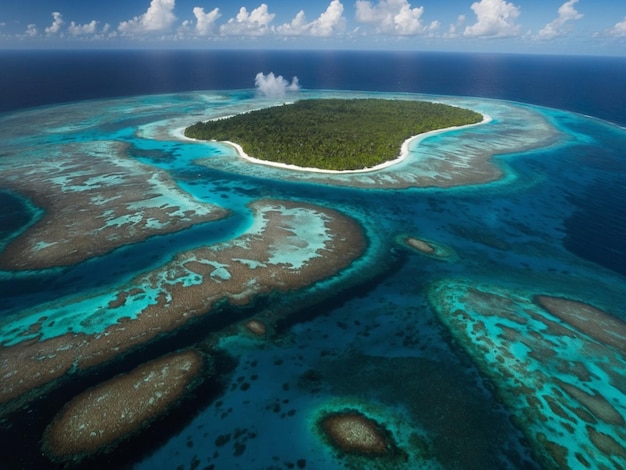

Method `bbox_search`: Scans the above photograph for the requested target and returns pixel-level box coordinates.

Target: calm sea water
[1,50,626,126]
[1,50,625,469]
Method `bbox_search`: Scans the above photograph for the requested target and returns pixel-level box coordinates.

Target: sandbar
[405,236,436,254]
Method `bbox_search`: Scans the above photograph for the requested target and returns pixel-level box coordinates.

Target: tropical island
[184,98,483,171]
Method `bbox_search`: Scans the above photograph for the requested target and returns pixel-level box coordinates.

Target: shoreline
[176,113,492,175]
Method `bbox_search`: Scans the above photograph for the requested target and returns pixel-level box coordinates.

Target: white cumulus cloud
[310,0,346,36]
[277,0,346,37]
[464,0,521,38]
[192,6,221,36]
[68,20,98,36]
[536,0,583,40]
[604,16,626,37]
[25,24,38,37]
[445,14,466,38]
[355,0,438,35]
[45,12,64,35]
[119,0,177,34]
[255,72,300,98]
[278,11,308,36]
[220,4,275,36]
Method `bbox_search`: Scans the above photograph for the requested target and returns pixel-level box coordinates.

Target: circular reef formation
[244,319,267,336]
[319,409,395,456]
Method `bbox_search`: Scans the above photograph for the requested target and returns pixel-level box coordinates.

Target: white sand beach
[176,113,492,175]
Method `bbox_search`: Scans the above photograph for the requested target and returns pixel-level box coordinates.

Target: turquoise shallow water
[0,89,625,469]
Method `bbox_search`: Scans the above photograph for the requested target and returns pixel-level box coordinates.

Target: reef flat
[194,96,559,189]
[429,280,626,469]
[0,141,228,270]
[0,199,366,415]
[43,349,206,463]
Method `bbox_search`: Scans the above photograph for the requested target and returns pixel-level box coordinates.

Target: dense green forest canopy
[185,99,483,171]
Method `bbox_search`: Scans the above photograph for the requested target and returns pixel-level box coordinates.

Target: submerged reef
[42,349,206,463]
[0,142,228,270]
[306,353,531,469]
[429,281,626,469]
[535,296,626,355]
[0,199,366,416]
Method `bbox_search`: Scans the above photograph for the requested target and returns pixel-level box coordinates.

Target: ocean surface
[0,50,625,469]
[2,50,626,127]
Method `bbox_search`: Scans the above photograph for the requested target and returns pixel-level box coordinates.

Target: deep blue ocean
[0,50,625,470]
[2,50,626,126]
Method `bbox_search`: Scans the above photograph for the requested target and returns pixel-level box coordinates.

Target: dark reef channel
[0,212,248,316]
[564,178,626,277]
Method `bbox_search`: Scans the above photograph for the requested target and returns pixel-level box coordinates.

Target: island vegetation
[185,98,483,171]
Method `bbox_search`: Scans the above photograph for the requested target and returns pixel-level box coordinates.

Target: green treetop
[185,98,482,171]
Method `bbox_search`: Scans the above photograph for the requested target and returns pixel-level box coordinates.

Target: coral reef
[399,235,456,260]
[245,319,267,336]
[0,200,366,415]
[319,410,392,455]
[0,142,228,270]
[405,237,436,254]
[42,349,205,463]
[430,281,626,469]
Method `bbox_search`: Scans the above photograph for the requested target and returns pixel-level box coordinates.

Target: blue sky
[1,0,625,55]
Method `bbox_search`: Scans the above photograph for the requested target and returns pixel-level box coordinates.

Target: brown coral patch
[0,145,228,270]
[536,433,569,469]
[42,349,204,462]
[586,426,626,460]
[465,288,527,325]
[543,395,576,423]
[555,379,624,426]
[245,319,267,336]
[319,410,391,455]
[107,288,145,309]
[535,296,626,355]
